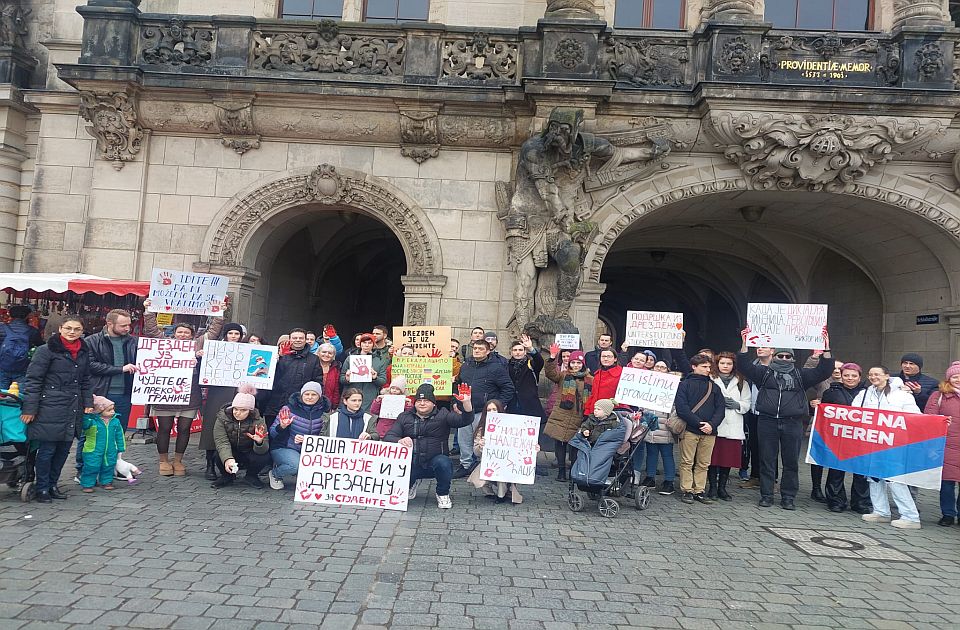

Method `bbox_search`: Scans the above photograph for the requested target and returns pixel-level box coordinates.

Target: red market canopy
[0,273,150,297]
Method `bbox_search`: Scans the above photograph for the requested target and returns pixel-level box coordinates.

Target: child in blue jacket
[79,395,126,492]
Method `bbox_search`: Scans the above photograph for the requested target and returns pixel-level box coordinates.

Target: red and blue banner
[805,403,949,490]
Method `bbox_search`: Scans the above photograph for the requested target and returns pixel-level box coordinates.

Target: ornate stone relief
[701,0,762,20]
[877,44,902,86]
[554,38,585,70]
[251,20,404,76]
[79,91,144,170]
[771,33,878,60]
[441,32,518,82]
[716,36,756,75]
[399,110,440,164]
[604,37,689,87]
[141,18,214,67]
[406,302,427,326]
[915,43,944,81]
[0,0,29,48]
[213,99,260,155]
[705,112,945,192]
[439,116,515,147]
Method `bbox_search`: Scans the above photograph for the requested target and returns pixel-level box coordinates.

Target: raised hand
[323,324,337,339]
[278,407,293,429]
[549,343,560,359]
[521,334,533,351]
[821,325,830,350]
[455,383,472,402]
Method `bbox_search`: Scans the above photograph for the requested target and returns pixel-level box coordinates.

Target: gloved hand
[724,397,740,410]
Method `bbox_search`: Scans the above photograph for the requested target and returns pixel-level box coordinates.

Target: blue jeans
[940,481,960,517]
[631,441,645,473]
[456,418,480,469]
[35,440,72,493]
[410,453,453,496]
[271,447,300,481]
[0,369,25,390]
[645,442,676,482]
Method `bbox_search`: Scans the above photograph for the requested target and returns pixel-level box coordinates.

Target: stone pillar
[0,144,26,272]
[946,308,960,366]
[572,281,606,344]
[401,275,448,326]
[892,1,949,27]
[192,263,261,327]
[77,0,141,66]
[700,0,764,22]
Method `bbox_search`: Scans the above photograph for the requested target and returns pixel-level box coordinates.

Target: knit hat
[221,323,244,339]
[300,381,323,397]
[92,395,114,414]
[946,361,960,380]
[359,333,375,344]
[901,353,924,369]
[415,383,436,404]
[568,350,585,364]
[642,350,657,360]
[484,332,498,341]
[774,348,795,358]
[231,383,257,410]
[841,362,863,375]
[389,375,407,392]
[594,399,615,418]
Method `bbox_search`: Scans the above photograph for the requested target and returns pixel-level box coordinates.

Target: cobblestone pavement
[1,441,959,630]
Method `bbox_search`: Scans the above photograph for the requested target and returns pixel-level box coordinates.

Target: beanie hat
[841,362,863,375]
[642,350,657,360]
[568,350,586,364]
[415,383,436,404]
[389,375,407,392]
[901,353,924,369]
[946,361,960,380]
[359,333,375,344]
[300,381,323,397]
[92,395,114,414]
[594,399,615,418]
[774,348,795,358]
[231,383,257,410]
[221,323,244,339]
[484,332,498,341]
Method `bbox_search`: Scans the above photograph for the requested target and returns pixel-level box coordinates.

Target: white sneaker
[267,469,284,490]
[436,494,452,509]
[409,479,420,500]
[862,513,892,523]
[891,519,921,530]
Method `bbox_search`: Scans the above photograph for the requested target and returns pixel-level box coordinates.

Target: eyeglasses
[775,353,793,359]
[61,326,84,333]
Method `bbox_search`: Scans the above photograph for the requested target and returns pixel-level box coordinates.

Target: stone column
[572,281,606,344]
[946,308,960,366]
[0,144,26,272]
[700,0,764,22]
[401,275,448,325]
[892,1,949,27]
[192,263,262,328]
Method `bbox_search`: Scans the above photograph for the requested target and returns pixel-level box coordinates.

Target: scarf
[719,374,735,388]
[336,403,366,439]
[508,357,528,384]
[769,360,797,390]
[559,369,589,412]
[62,336,82,359]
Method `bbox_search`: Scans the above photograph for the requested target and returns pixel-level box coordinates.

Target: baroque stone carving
[915,43,944,81]
[251,20,404,76]
[210,165,439,276]
[406,302,427,326]
[705,112,945,192]
[771,33,878,60]
[439,116,514,146]
[79,91,144,170]
[141,18,214,66]
[604,37,688,87]
[399,110,440,164]
[877,44,902,86]
[892,0,945,26]
[441,32,518,82]
[554,38,585,70]
[497,107,671,336]
[544,1,598,18]
[214,100,260,155]
[716,36,756,75]
[0,0,29,48]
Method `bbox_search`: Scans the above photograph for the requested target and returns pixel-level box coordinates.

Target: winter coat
[925,389,960,482]
[584,347,611,375]
[713,375,751,440]
[324,408,379,440]
[585,364,622,416]
[142,311,223,412]
[899,371,940,412]
[455,356,516,410]
[383,404,475,467]
[507,351,546,421]
[643,409,673,444]
[675,373,725,435]
[269,393,331,451]
[267,348,324,416]
[820,382,866,407]
[737,352,834,419]
[580,413,620,445]
[851,378,921,414]
[79,413,125,483]
[339,353,388,413]
[319,360,341,408]
[370,395,414,438]
[212,405,269,465]
[20,334,94,442]
[543,358,592,443]
[199,385,236,451]
[85,328,138,396]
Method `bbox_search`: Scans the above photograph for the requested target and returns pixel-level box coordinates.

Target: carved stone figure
[701,0,762,21]
[214,100,260,155]
[605,36,689,87]
[251,21,404,76]
[498,108,670,337]
[0,0,29,49]
[716,36,756,74]
[79,91,144,170]
[399,110,440,164]
[441,32,517,82]
[544,1,598,18]
[915,43,944,80]
[141,18,213,66]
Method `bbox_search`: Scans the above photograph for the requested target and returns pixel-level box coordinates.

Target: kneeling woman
[212,385,270,489]
[468,399,540,504]
[268,381,331,490]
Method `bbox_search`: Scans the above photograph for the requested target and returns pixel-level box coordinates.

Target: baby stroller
[568,409,652,518]
[0,390,36,502]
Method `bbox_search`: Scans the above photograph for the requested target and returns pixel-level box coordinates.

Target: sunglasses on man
[775,353,794,359]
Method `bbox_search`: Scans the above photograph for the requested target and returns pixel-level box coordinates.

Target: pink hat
[92,395,114,414]
[568,351,586,364]
[946,361,960,380]
[231,383,257,410]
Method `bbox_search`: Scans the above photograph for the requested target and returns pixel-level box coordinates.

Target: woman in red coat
[585,349,622,416]
[925,361,960,526]
[317,342,341,408]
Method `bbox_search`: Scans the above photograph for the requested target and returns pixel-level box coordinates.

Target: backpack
[0,323,31,373]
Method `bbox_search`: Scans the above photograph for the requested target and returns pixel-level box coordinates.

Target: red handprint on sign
[426,348,444,358]
[158,271,174,286]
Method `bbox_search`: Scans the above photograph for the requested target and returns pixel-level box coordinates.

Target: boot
[706,466,719,499]
[811,486,826,503]
[810,465,825,502]
[717,468,732,501]
[172,453,186,476]
[158,453,173,477]
[204,450,218,481]
[556,467,567,482]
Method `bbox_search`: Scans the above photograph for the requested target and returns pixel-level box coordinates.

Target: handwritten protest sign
[379,394,406,420]
[199,341,277,390]
[295,435,412,511]
[746,303,828,350]
[479,412,540,485]
[614,367,681,414]
[346,355,373,383]
[390,356,453,396]
[148,268,229,316]
[132,338,197,406]
[625,311,684,349]
[555,333,581,350]
[392,326,451,358]
[155,313,173,327]
[806,403,949,489]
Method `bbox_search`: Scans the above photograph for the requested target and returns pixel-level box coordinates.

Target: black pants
[217,450,270,477]
[156,416,192,455]
[554,441,577,469]
[757,415,803,501]
[824,469,873,511]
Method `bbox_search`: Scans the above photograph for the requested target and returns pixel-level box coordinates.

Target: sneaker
[739,478,760,489]
[452,465,472,479]
[680,492,694,504]
[267,469,284,490]
[758,496,773,507]
[242,474,265,490]
[449,447,460,457]
[780,499,796,511]
[436,494,452,509]
[658,481,675,495]
[409,480,420,500]
[738,469,750,481]
[862,512,892,523]
[694,493,714,505]
[640,476,657,488]
[891,519,921,530]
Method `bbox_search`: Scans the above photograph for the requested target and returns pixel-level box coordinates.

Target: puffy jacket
[270,392,331,451]
[925,389,960,483]
[267,348,323,416]
[851,378,920,414]
[455,356,516,410]
[675,373,725,435]
[21,334,94,442]
[737,352,834,419]
[383,404,475,466]
[85,328,138,396]
[212,405,269,464]
[713,375,751,440]
[898,371,940,412]
[585,364,622,416]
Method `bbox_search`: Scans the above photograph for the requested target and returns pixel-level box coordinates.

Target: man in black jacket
[384,384,474,509]
[265,329,322,424]
[737,326,834,510]
[584,333,614,374]
[675,355,726,504]
[898,353,939,411]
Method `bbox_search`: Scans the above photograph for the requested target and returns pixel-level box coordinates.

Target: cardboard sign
[148,268,229,316]
[746,303,828,350]
[132,337,197,405]
[346,355,373,383]
[625,311,684,349]
[479,412,540,485]
[555,333,581,350]
[155,313,174,327]
[294,435,412,511]
[392,326,451,358]
[806,403,949,490]
[614,367,681,414]
[390,356,453,396]
[199,340,278,390]
[379,394,406,420]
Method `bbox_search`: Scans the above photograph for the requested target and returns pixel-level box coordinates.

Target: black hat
[221,323,244,340]
[901,353,924,369]
[415,383,436,404]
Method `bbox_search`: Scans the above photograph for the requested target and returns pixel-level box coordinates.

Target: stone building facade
[2,0,960,372]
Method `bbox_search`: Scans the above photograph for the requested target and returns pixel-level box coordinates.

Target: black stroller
[0,390,35,502]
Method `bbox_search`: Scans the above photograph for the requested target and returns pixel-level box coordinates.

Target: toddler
[79,396,126,492]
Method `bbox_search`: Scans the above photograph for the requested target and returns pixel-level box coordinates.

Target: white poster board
[479,412,540,485]
[148,268,229,316]
[746,303,828,350]
[555,334,581,350]
[294,436,413,511]
[379,395,406,420]
[346,354,373,383]
[132,337,197,405]
[199,340,278,390]
[614,367,681,414]
[625,311,684,349]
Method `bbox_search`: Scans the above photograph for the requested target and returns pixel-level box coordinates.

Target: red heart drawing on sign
[314,492,323,500]
[523,457,533,465]
[164,306,172,311]
[201,378,209,384]
[527,428,536,436]
[431,374,440,380]
[299,487,311,500]
[487,424,496,432]
[484,468,494,477]
[675,322,683,330]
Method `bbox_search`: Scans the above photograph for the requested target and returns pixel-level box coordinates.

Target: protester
[707,351,751,501]
[642,402,676,495]
[805,356,844,502]
[580,398,620,445]
[584,349,622,416]
[468,399,538,504]
[324,388,378,439]
[78,396,126,493]
[676,354,725,505]
[484,332,508,365]
[740,346,773,488]
[85,309,138,447]
[267,329,325,424]
[0,304,43,389]
[316,342,342,408]
[543,349,572,417]
[370,377,412,438]
[199,323,246,481]
[372,324,392,363]
[584,333,614,374]
[461,327,485,361]
[305,331,318,353]
[246,334,263,345]
[506,335,546,421]
[20,315,94,503]
[544,348,592,481]
[924,361,960,526]
[340,333,387,413]
[819,363,871,513]
[383,383,474,509]
[267,381,331,490]
[853,366,922,529]
[737,328,834,510]
[212,384,270,489]
[898,353,939,411]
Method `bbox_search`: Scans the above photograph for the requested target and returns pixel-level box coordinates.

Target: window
[364,0,430,23]
[614,0,686,30]
[766,0,872,30]
[280,0,344,20]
